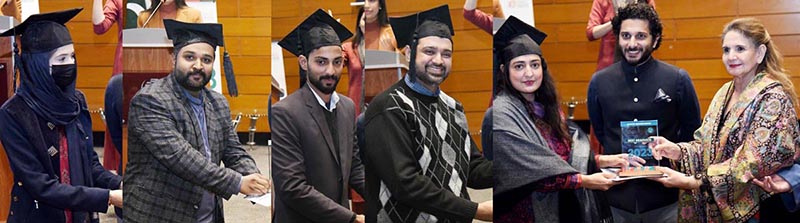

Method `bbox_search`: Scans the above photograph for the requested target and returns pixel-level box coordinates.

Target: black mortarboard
[163,19,240,97]
[0,8,82,53]
[389,4,454,49]
[164,19,224,50]
[494,16,547,65]
[278,9,353,57]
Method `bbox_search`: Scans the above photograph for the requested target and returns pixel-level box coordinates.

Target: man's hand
[597,153,645,168]
[240,173,270,195]
[354,214,365,223]
[753,174,792,194]
[109,189,123,208]
[474,200,492,221]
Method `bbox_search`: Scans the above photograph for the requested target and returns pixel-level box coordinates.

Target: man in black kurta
[362,5,493,223]
[587,3,701,222]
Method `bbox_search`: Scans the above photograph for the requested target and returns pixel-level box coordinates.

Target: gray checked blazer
[123,73,259,223]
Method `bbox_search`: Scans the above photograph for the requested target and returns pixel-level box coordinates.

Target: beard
[176,68,211,92]
[413,62,449,87]
[622,44,654,65]
[309,74,340,94]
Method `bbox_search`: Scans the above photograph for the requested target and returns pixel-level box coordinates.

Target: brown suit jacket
[271,85,366,223]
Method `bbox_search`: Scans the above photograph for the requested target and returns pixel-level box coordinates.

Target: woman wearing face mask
[648,18,799,223]
[493,16,643,223]
[0,8,123,223]
[137,0,201,28]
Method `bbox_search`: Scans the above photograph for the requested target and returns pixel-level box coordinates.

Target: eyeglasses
[620,32,650,41]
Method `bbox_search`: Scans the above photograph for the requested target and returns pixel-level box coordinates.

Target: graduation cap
[0,8,82,92]
[163,19,239,97]
[389,4,454,49]
[278,9,353,57]
[0,7,82,53]
[494,16,547,65]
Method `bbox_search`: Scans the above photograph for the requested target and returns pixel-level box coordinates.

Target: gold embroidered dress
[675,72,799,223]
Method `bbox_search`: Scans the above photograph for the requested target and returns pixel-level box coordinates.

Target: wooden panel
[225,36,271,57]
[784,57,800,75]
[76,67,115,88]
[222,75,272,95]
[452,29,492,51]
[440,70,492,93]
[772,35,800,56]
[549,62,596,82]
[75,44,117,66]
[271,0,302,18]
[654,39,721,60]
[229,56,270,75]
[752,14,800,36]
[69,21,119,44]
[0,143,11,221]
[452,49,492,72]
[657,0,737,19]
[738,0,800,15]
[216,0,239,17]
[219,17,271,37]
[242,0,272,18]
[449,91,491,112]
[39,1,93,21]
[553,22,591,43]
[541,41,599,62]
[674,59,730,80]
[533,2,593,24]
[674,17,732,39]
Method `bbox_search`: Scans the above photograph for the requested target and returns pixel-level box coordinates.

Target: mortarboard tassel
[223,49,238,97]
[12,44,21,92]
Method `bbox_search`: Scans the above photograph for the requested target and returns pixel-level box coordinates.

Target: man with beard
[587,3,701,222]
[124,20,270,223]
[271,9,366,223]
[361,5,493,223]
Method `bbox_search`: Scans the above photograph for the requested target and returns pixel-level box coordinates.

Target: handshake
[240,173,271,195]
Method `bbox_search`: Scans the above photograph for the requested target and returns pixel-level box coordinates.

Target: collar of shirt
[182,88,204,106]
[404,74,440,97]
[621,55,656,76]
[309,86,339,112]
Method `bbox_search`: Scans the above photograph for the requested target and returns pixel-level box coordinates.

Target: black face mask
[51,64,76,89]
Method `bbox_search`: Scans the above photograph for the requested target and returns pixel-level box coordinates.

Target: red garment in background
[92,0,123,75]
[463,8,492,34]
[343,42,364,116]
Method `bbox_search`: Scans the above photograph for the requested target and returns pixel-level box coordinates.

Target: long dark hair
[375,0,389,26]
[352,7,365,50]
[144,0,188,13]
[496,54,570,142]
